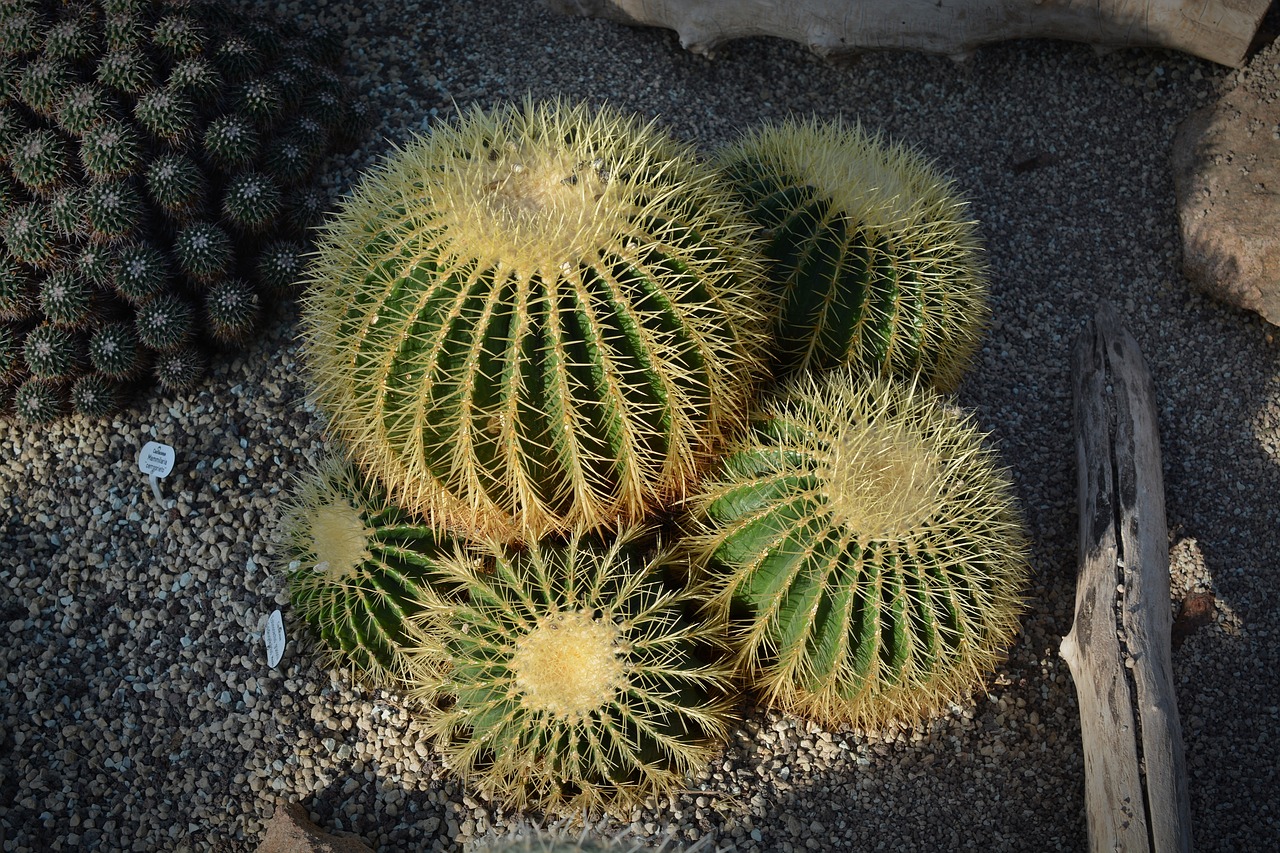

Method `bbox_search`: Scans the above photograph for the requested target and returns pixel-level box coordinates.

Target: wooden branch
[546,0,1270,68]
[1060,302,1192,853]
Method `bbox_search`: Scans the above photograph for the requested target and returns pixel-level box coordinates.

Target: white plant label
[264,609,285,668]
[138,441,175,477]
[138,441,175,504]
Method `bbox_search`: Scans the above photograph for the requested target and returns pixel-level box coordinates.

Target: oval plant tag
[138,441,175,478]
[264,609,285,668]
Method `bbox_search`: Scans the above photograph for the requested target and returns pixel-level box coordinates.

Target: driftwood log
[1060,303,1191,852]
[546,0,1270,68]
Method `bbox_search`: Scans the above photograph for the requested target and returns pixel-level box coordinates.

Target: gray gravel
[3,1,1280,851]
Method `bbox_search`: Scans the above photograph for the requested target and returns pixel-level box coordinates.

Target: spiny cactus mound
[0,0,367,422]
[402,526,734,816]
[302,98,770,541]
[687,369,1028,729]
[467,828,720,853]
[714,118,988,390]
[277,455,454,687]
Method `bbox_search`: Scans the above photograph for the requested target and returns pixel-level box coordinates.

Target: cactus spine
[403,526,733,816]
[687,370,1028,729]
[303,99,769,540]
[714,119,988,390]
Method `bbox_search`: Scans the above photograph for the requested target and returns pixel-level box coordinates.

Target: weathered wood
[546,0,1270,68]
[1060,302,1192,853]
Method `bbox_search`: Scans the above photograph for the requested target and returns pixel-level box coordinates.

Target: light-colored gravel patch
[2,2,1279,851]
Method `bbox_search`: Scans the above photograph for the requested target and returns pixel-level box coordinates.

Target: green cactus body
[79,118,141,179]
[14,376,63,423]
[144,152,205,216]
[203,276,259,344]
[55,84,113,136]
[714,119,988,391]
[10,128,67,193]
[221,171,280,232]
[0,322,22,384]
[283,183,325,232]
[403,526,733,816]
[255,239,305,295]
[39,266,93,328]
[83,178,142,241]
[0,105,29,159]
[74,243,113,288]
[688,370,1028,729]
[43,16,97,62]
[134,292,193,351]
[70,372,122,417]
[173,220,231,282]
[18,57,67,116]
[0,255,34,321]
[1,8,46,57]
[112,241,169,303]
[303,99,769,540]
[202,114,258,169]
[23,321,79,379]
[151,14,204,58]
[167,55,220,98]
[47,188,83,236]
[89,320,144,379]
[3,200,56,266]
[133,87,194,141]
[237,77,281,127]
[152,344,205,391]
[279,457,451,686]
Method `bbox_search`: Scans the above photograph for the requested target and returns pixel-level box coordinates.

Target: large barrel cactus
[401,527,734,816]
[302,99,769,541]
[278,456,451,686]
[687,369,1028,728]
[714,118,988,390]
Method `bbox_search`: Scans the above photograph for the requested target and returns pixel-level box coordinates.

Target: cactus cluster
[279,101,1030,817]
[0,0,365,422]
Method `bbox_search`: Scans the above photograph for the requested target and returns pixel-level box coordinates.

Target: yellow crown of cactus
[687,370,1029,729]
[302,99,770,541]
[714,118,988,390]
[401,526,734,816]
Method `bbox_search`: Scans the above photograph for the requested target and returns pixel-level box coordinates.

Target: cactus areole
[303,100,767,539]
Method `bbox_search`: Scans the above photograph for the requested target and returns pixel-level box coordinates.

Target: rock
[1172,87,1280,326]
[254,802,375,853]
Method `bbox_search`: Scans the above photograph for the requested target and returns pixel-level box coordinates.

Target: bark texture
[547,0,1269,67]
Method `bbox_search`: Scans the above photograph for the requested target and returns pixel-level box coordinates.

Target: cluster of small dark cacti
[0,0,364,422]
[276,100,1030,817]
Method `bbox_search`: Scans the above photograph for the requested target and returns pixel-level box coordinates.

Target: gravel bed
[3,1,1279,851]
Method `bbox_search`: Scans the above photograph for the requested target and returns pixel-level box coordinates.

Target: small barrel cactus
[302,98,769,540]
[278,456,452,686]
[402,526,733,816]
[713,118,988,390]
[687,369,1028,729]
[0,0,365,422]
